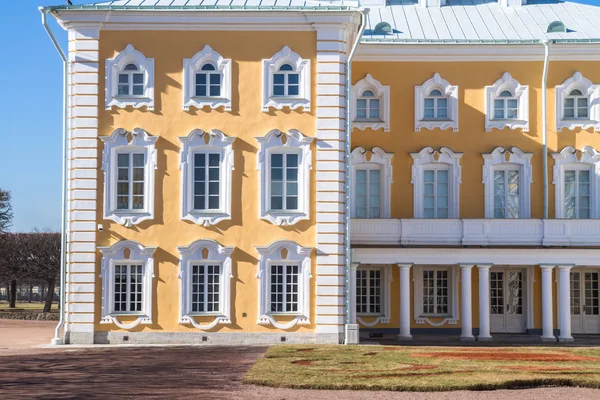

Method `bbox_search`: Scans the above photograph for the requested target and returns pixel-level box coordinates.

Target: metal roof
[49,0,600,42]
[49,0,358,11]
[363,0,600,42]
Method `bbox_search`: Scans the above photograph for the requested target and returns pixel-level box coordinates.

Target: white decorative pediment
[351,74,390,132]
[177,239,234,330]
[556,72,600,132]
[485,72,529,132]
[415,73,459,132]
[105,45,155,110]
[262,46,310,112]
[98,240,157,329]
[179,129,236,226]
[256,129,314,226]
[255,240,312,330]
[183,45,232,111]
[100,128,158,227]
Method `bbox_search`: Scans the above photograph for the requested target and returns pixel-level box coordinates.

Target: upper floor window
[177,239,234,330]
[101,128,157,227]
[183,45,232,111]
[485,72,529,132]
[262,46,310,112]
[179,129,236,226]
[415,73,458,132]
[482,147,533,219]
[106,45,154,110]
[411,147,462,219]
[98,240,156,329]
[351,74,390,132]
[552,146,600,219]
[256,240,312,330]
[256,129,313,226]
[350,147,393,219]
[556,72,600,132]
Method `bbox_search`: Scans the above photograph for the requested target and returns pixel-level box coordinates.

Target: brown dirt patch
[292,360,314,366]
[502,365,581,372]
[363,352,377,356]
[410,351,598,362]
[340,361,365,365]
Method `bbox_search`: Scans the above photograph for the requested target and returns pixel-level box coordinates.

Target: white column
[558,265,574,342]
[397,264,413,340]
[540,265,556,341]
[344,262,360,344]
[460,264,475,341]
[477,264,492,341]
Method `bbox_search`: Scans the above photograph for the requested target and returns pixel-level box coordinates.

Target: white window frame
[101,128,157,227]
[556,72,600,132]
[179,129,236,226]
[482,146,533,219]
[413,265,459,326]
[98,240,156,329]
[355,265,392,327]
[256,129,313,226]
[351,74,390,132]
[177,239,234,330]
[415,73,458,132]
[552,146,600,218]
[106,45,155,110]
[255,240,312,330]
[410,147,462,219]
[183,45,232,112]
[485,72,529,132]
[350,146,393,219]
[262,46,310,112]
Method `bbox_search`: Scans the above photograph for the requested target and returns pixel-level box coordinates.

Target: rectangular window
[584,272,599,316]
[116,153,145,211]
[193,153,220,211]
[493,169,519,218]
[113,264,143,313]
[564,169,591,219]
[356,269,382,314]
[423,169,449,218]
[269,264,299,313]
[422,269,449,315]
[355,168,381,218]
[191,264,220,313]
[270,153,299,211]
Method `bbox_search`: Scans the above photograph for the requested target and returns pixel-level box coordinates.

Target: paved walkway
[1,320,599,399]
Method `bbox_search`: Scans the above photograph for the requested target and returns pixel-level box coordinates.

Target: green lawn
[0,301,56,311]
[244,345,600,391]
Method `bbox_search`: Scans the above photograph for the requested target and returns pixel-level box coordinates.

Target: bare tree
[0,233,26,308]
[21,231,61,313]
[0,189,13,234]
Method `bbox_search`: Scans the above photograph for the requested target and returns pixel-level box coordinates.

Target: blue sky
[1,0,600,232]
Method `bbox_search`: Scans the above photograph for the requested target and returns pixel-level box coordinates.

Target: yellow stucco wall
[94,30,318,333]
[352,61,600,220]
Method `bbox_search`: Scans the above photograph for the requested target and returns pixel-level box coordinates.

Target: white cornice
[355,43,600,62]
[51,10,358,31]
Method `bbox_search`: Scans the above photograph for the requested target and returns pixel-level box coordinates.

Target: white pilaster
[344,263,360,344]
[397,263,412,340]
[477,264,492,341]
[540,265,556,341]
[460,264,474,341]
[558,265,574,342]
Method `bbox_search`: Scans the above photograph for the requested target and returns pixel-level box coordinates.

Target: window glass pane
[288,74,299,85]
[288,85,299,96]
[279,64,294,71]
[273,85,285,96]
[209,86,220,97]
[210,74,221,85]
[133,74,143,84]
[273,74,284,84]
[437,170,448,183]
[118,85,129,96]
[132,85,144,96]
[424,98,434,108]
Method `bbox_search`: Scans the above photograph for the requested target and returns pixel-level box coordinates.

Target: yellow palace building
[42,0,600,345]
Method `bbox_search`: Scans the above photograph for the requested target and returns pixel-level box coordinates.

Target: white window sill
[262,210,308,226]
[557,119,600,132]
[183,211,231,226]
[184,97,232,112]
[263,97,310,112]
[416,119,458,132]
[106,211,153,227]
[107,96,154,110]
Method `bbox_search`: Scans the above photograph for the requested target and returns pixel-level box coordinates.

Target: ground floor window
[113,264,143,313]
[191,264,221,313]
[270,264,299,313]
[356,268,382,315]
[413,266,459,326]
[422,268,449,315]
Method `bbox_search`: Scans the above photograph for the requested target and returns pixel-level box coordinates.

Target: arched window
[118,63,145,97]
[564,89,588,119]
[424,89,448,120]
[356,90,380,120]
[494,90,518,120]
[273,64,299,97]
[106,45,154,110]
[195,63,221,98]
